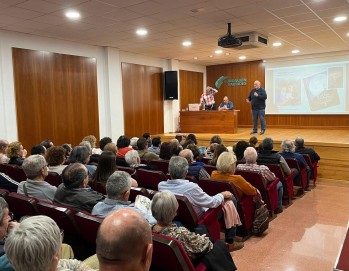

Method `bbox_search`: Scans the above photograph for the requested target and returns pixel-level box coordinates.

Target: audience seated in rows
[280,139,311,191]
[116,136,132,158]
[295,137,320,163]
[54,163,104,212]
[61,143,72,159]
[46,146,67,175]
[96,208,153,271]
[211,152,257,200]
[92,171,156,223]
[130,137,139,150]
[158,156,244,251]
[99,137,112,152]
[7,141,26,166]
[249,136,260,150]
[237,147,284,214]
[159,141,176,160]
[179,149,210,180]
[205,143,218,159]
[142,132,152,148]
[151,190,237,271]
[4,215,94,271]
[0,197,17,257]
[17,155,57,202]
[69,145,96,180]
[40,139,54,149]
[148,136,161,155]
[186,143,204,163]
[209,144,228,166]
[83,135,101,155]
[30,144,46,156]
[0,139,9,164]
[137,138,159,162]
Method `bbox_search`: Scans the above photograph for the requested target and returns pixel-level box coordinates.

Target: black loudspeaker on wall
[164,71,178,100]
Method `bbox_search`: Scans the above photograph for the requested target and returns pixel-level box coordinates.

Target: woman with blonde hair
[211,152,256,200]
[7,141,26,166]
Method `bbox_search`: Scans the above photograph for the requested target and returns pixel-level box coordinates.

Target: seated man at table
[218,96,234,111]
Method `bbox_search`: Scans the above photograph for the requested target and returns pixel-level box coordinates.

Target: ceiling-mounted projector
[218,23,242,48]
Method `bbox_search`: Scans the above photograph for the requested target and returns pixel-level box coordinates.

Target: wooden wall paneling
[12,48,99,150]
[179,70,203,111]
[206,61,349,128]
[122,63,163,138]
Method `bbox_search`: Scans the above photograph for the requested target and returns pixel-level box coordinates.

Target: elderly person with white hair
[237,147,284,214]
[17,155,57,202]
[151,190,237,271]
[4,215,94,271]
[125,150,157,171]
[280,139,311,191]
[92,171,156,223]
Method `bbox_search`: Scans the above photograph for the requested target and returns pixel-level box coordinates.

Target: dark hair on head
[175,135,183,143]
[45,146,66,166]
[234,141,249,160]
[62,163,88,189]
[186,144,201,160]
[116,136,130,148]
[210,135,222,144]
[137,138,147,151]
[182,139,194,149]
[152,136,161,147]
[143,133,150,140]
[61,144,72,156]
[210,144,228,166]
[262,137,274,151]
[99,137,112,151]
[31,144,46,155]
[186,134,197,145]
[249,136,258,146]
[92,151,116,185]
[159,142,174,160]
[40,139,53,149]
[295,137,304,148]
[69,146,90,164]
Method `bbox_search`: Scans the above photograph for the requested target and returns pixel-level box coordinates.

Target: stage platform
[156,127,349,183]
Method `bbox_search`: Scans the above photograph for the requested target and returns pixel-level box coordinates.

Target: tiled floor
[232,182,349,271]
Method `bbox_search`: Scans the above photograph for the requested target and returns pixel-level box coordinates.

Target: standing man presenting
[246,80,267,135]
[200,86,218,110]
[218,96,234,111]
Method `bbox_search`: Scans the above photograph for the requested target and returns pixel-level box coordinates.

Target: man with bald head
[218,96,234,111]
[96,208,153,271]
[179,149,210,180]
[246,80,267,135]
[0,139,9,164]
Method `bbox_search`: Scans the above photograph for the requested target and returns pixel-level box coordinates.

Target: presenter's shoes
[250,131,257,135]
[259,130,265,135]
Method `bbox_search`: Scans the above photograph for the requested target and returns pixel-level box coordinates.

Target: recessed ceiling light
[225,52,230,56]
[136,28,148,36]
[215,50,223,54]
[347,32,349,36]
[273,42,282,47]
[334,16,347,22]
[65,11,80,19]
[193,57,198,60]
[182,41,192,47]
[292,49,300,54]
[191,7,205,13]
[239,56,246,60]
[263,60,267,63]
[208,55,213,58]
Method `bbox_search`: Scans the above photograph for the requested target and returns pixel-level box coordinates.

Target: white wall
[0,30,206,142]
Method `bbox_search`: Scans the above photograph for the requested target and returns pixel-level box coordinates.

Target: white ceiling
[0,0,348,66]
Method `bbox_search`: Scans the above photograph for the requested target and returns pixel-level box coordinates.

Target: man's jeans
[252,109,266,132]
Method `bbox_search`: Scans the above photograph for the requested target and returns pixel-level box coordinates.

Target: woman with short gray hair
[151,190,237,271]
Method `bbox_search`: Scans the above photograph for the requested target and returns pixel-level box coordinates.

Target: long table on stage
[180,110,239,134]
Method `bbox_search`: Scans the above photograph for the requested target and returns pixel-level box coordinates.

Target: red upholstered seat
[201,157,211,165]
[45,171,63,187]
[148,159,169,174]
[75,211,103,245]
[285,158,307,189]
[0,164,27,182]
[302,154,318,185]
[6,192,39,220]
[198,178,255,237]
[0,188,10,198]
[174,195,222,241]
[203,164,216,175]
[235,170,279,213]
[136,169,167,191]
[129,187,152,202]
[265,164,294,205]
[151,233,207,271]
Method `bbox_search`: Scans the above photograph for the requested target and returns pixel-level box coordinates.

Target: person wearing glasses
[17,155,57,202]
[0,197,17,257]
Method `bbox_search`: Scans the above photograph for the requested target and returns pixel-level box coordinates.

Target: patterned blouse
[152,224,213,260]
[236,163,276,185]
